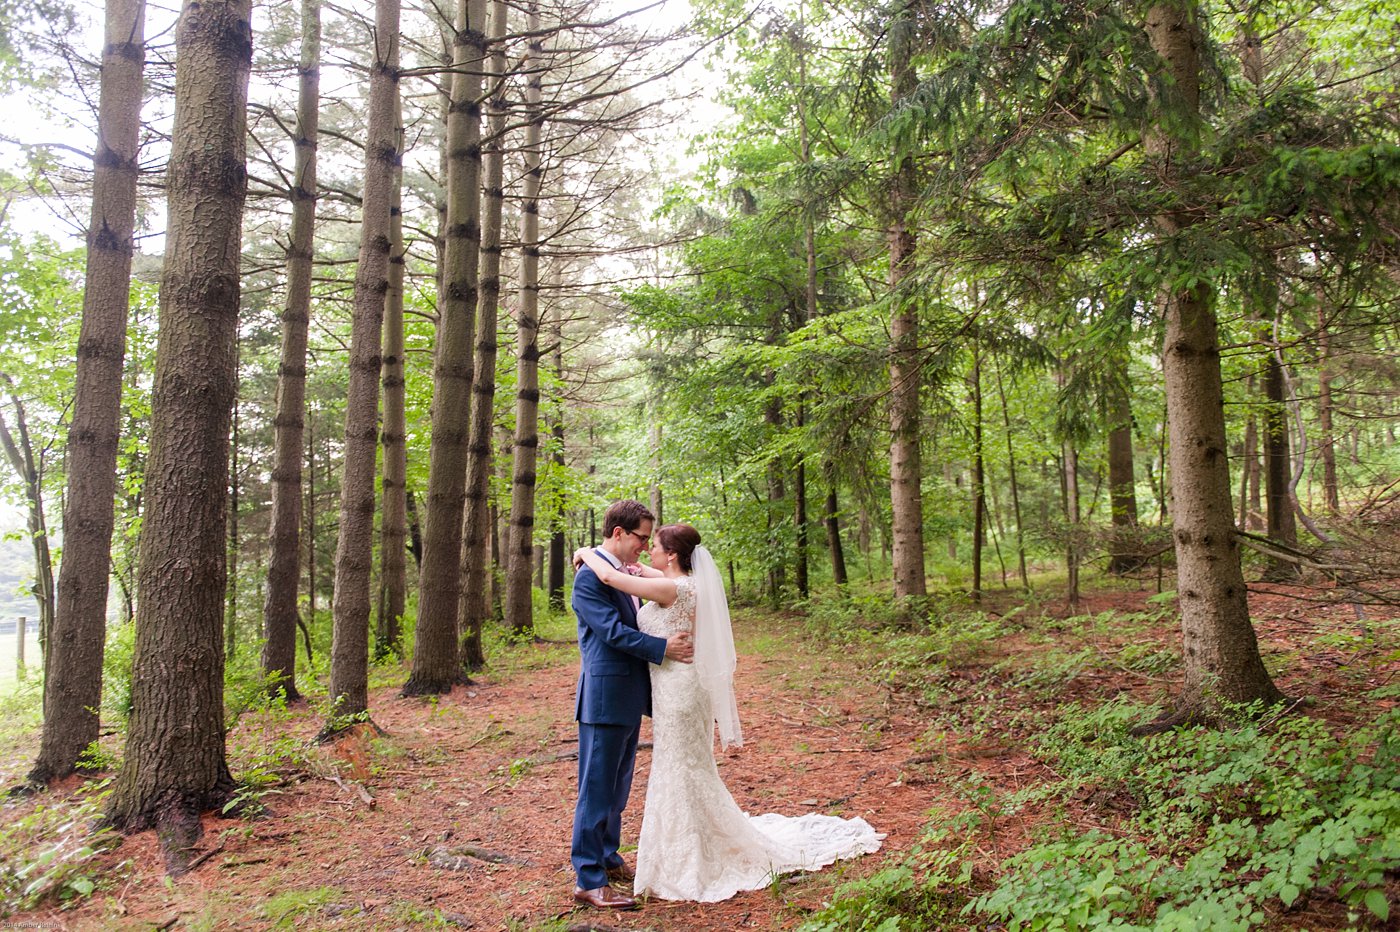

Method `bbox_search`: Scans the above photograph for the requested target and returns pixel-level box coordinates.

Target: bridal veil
[691,545,742,749]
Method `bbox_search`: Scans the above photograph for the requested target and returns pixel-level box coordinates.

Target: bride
[573,524,882,902]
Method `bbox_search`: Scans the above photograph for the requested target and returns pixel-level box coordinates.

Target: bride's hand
[572,547,590,569]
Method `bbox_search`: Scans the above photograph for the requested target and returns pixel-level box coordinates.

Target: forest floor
[1,574,1397,931]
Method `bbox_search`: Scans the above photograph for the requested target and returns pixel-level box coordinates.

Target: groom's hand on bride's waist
[664,631,694,663]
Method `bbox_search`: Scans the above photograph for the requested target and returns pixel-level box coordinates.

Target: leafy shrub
[799,817,980,931]
[808,706,1399,931]
[974,707,1400,929]
[0,780,122,913]
[100,618,137,725]
[804,591,921,641]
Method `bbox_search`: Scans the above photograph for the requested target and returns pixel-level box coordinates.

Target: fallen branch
[185,845,225,873]
[826,768,880,807]
[328,773,376,809]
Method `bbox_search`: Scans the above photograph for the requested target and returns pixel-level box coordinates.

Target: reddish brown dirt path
[16,617,944,931]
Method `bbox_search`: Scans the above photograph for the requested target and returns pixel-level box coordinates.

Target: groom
[570,500,693,910]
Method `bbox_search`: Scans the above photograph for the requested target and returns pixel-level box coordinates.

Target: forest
[0,0,1397,926]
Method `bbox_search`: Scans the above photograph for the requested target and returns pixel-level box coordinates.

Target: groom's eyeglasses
[626,529,652,545]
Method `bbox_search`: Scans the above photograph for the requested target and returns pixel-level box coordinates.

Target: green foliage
[799,817,980,931]
[224,688,311,818]
[973,707,1400,929]
[808,703,1399,931]
[100,618,135,726]
[803,589,923,641]
[0,779,121,913]
[259,886,345,927]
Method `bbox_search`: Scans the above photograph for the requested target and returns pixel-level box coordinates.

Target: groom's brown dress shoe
[606,862,635,883]
[573,885,638,910]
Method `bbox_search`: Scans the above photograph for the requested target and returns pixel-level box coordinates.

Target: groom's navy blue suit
[571,551,667,890]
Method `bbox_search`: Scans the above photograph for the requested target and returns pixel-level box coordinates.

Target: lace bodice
[637,575,695,639]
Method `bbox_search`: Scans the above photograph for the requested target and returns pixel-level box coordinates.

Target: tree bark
[795,16,815,602]
[1145,0,1283,717]
[886,6,925,601]
[547,325,566,613]
[378,92,407,661]
[1062,438,1080,613]
[994,360,1029,590]
[1316,304,1340,514]
[1106,365,1142,573]
[822,460,847,586]
[1263,352,1296,548]
[31,0,145,784]
[1241,375,1263,530]
[306,416,317,627]
[406,0,486,695]
[261,0,318,701]
[764,386,786,608]
[794,431,809,600]
[226,385,239,661]
[1263,339,1299,578]
[457,0,507,673]
[105,0,250,869]
[505,2,544,638]
[970,339,985,603]
[327,0,400,725]
[0,397,55,680]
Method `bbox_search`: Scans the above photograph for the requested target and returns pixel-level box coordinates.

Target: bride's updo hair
[657,524,702,573]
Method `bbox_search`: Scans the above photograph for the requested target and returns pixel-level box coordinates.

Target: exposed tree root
[1129,694,1304,737]
[400,672,473,698]
[313,716,387,745]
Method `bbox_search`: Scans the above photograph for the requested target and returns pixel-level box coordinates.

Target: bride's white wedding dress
[633,575,883,902]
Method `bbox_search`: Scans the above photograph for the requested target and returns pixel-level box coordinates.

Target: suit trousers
[571,720,640,889]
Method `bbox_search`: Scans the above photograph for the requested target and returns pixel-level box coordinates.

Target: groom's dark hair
[603,499,654,537]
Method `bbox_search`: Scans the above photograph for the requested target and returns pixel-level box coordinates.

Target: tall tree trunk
[1145,0,1282,718]
[1316,304,1340,515]
[1263,353,1294,539]
[378,93,407,661]
[493,423,509,620]
[793,424,809,600]
[261,0,318,701]
[1263,335,1299,578]
[226,385,239,661]
[1241,375,1263,529]
[306,417,317,625]
[970,339,985,603]
[327,0,400,726]
[505,3,544,637]
[105,0,250,868]
[887,5,925,601]
[31,0,145,784]
[406,0,486,694]
[547,324,566,612]
[457,0,507,673]
[305,416,317,627]
[764,389,786,608]
[0,398,55,676]
[1106,382,1142,575]
[994,360,1029,590]
[822,460,847,586]
[794,12,814,602]
[1062,439,1081,613]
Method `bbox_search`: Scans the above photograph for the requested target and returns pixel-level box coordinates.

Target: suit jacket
[572,552,667,725]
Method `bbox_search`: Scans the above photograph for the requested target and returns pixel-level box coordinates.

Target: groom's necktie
[622,563,642,613]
